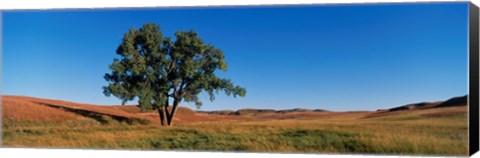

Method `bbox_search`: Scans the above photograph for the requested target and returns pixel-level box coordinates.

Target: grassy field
[1,96,469,156]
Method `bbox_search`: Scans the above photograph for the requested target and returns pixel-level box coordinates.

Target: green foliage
[103,23,246,112]
[2,123,468,155]
[281,130,368,152]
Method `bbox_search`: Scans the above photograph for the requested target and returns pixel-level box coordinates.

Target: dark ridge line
[197,108,330,116]
[363,95,468,119]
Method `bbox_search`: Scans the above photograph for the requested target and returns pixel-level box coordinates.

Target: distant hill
[383,95,467,112]
[366,95,467,119]
[198,108,329,116]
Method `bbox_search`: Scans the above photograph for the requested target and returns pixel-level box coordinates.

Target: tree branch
[177,77,187,97]
[167,52,176,74]
[180,82,191,96]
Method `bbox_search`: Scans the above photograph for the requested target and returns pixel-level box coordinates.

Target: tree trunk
[167,99,180,126]
[165,98,170,122]
[156,105,166,126]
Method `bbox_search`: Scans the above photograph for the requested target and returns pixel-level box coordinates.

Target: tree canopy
[103,23,246,126]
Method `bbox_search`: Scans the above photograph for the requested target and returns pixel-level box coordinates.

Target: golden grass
[2,97,80,122]
[0,96,469,156]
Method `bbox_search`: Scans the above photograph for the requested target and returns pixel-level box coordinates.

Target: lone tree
[103,23,246,126]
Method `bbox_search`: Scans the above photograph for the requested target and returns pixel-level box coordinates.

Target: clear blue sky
[2,2,469,111]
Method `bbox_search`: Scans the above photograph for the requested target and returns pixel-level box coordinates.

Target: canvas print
[0,2,472,156]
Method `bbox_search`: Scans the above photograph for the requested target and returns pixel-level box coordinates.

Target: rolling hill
[365,95,467,118]
[1,95,239,126]
[1,95,468,126]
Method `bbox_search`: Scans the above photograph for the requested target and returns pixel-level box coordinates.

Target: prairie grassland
[1,96,468,156]
[2,97,80,122]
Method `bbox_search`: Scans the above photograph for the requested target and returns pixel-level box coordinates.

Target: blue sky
[2,2,469,111]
